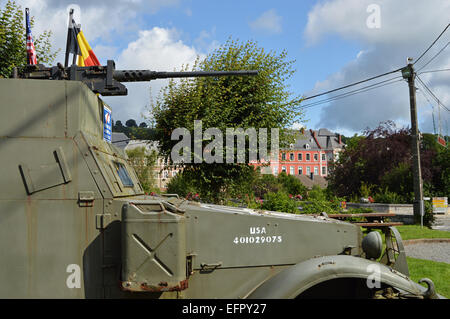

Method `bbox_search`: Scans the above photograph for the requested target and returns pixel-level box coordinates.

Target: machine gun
[15,60,258,96]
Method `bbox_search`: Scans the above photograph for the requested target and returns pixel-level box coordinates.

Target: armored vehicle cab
[0,63,440,299]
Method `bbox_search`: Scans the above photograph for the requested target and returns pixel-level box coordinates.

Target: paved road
[405,242,450,264]
[404,214,450,264]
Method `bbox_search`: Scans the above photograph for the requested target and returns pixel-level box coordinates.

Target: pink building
[252,128,344,179]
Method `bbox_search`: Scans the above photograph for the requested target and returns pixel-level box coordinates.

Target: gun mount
[15,60,258,96]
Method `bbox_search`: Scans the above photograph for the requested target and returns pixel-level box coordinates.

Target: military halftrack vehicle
[0,61,441,299]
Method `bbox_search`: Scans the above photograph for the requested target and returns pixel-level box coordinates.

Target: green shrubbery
[261,191,299,214]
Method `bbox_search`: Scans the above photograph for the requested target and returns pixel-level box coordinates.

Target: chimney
[338,134,342,144]
[310,129,321,149]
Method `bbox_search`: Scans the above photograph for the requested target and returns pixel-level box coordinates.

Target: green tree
[277,172,307,196]
[328,121,449,201]
[126,146,158,193]
[125,119,138,127]
[152,38,302,203]
[0,0,58,78]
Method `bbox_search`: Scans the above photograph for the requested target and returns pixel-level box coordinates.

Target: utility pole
[402,62,424,224]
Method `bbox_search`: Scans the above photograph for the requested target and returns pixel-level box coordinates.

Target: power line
[417,41,450,72]
[292,23,450,115]
[418,68,450,75]
[300,77,402,109]
[298,76,403,109]
[417,84,437,134]
[416,75,450,112]
[301,67,403,101]
[414,23,450,65]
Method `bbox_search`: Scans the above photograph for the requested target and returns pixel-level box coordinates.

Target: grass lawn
[407,257,450,298]
[396,225,450,240]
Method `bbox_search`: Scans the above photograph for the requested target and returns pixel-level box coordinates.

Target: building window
[314,154,318,161]
[298,166,303,175]
[314,167,318,175]
[306,153,310,161]
[321,153,326,161]
[281,153,286,161]
[306,166,311,175]
[322,166,326,175]
[289,166,294,175]
[290,153,294,161]
[298,153,302,161]
[305,144,310,149]
[281,166,286,173]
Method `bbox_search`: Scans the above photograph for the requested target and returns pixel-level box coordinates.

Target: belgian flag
[74,27,100,66]
[65,9,100,67]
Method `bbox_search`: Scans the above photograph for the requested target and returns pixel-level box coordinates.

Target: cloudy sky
[4,0,449,136]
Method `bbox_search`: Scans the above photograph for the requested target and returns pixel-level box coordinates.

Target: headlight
[362,231,383,259]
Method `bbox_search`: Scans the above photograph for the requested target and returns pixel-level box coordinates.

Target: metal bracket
[200,262,222,272]
[78,191,95,207]
[96,214,111,229]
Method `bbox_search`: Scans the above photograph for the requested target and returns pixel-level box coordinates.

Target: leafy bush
[359,182,375,198]
[261,192,299,214]
[252,174,282,198]
[306,185,327,201]
[277,172,308,196]
[166,173,200,198]
[373,187,407,204]
[298,200,341,215]
[380,162,413,196]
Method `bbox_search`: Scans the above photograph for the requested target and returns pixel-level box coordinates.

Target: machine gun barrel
[17,60,258,96]
[113,70,258,82]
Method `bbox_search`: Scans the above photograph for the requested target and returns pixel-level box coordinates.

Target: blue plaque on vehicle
[103,105,112,143]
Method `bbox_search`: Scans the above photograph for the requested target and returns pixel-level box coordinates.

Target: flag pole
[25,8,37,65]
[25,8,30,65]
[64,8,74,67]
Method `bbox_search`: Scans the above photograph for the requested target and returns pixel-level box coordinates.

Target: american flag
[25,8,37,65]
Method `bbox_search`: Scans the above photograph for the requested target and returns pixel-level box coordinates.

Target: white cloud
[104,27,205,123]
[291,122,305,130]
[303,0,450,134]
[2,1,207,124]
[6,0,180,65]
[249,9,282,35]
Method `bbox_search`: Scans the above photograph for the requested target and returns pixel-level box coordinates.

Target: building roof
[111,132,130,149]
[284,128,344,151]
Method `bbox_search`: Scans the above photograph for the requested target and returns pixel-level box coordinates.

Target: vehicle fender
[246,255,430,299]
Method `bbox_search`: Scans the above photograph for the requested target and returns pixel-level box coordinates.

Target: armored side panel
[0,79,141,298]
[177,203,362,298]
